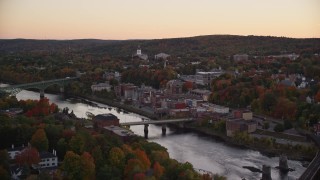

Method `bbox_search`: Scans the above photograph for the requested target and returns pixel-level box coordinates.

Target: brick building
[93,113,119,129]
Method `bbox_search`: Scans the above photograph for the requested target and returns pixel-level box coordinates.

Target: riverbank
[69,94,159,120]
[184,126,316,162]
[13,90,308,179]
[74,94,316,162]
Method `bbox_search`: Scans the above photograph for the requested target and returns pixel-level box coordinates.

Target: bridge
[0,77,79,98]
[120,118,194,137]
[299,134,320,180]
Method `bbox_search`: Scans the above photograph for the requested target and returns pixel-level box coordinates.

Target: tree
[108,147,125,173]
[81,152,95,180]
[57,138,67,159]
[134,149,151,171]
[315,90,320,103]
[133,173,146,180]
[69,135,85,154]
[124,159,145,178]
[62,151,82,180]
[153,162,164,179]
[0,166,10,180]
[0,150,10,170]
[15,147,40,166]
[91,146,104,168]
[274,124,284,132]
[30,128,48,151]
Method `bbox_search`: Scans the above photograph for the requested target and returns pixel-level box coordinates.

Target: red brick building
[93,113,119,129]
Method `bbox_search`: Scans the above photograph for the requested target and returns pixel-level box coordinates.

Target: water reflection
[15,90,306,180]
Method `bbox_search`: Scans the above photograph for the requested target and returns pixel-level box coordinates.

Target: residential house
[38,151,58,169]
[7,145,25,160]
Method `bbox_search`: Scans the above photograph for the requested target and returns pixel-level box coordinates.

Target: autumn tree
[30,128,49,151]
[69,134,85,154]
[81,152,95,180]
[134,149,151,171]
[15,147,40,166]
[133,173,146,180]
[124,159,145,179]
[153,161,164,179]
[108,147,125,170]
[62,151,82,180]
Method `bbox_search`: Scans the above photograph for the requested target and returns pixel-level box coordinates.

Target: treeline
[0,97,224,179]
[1,35,320,58]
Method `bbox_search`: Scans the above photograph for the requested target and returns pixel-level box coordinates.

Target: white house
[7,145,25,160]
[155,53,170,60]
[91,83,112,92]
[38,151,58,169]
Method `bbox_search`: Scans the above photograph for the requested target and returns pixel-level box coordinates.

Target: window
[52,163,55,166]
[52,158,55,160]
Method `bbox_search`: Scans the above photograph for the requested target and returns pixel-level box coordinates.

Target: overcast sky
[1,0,319,40]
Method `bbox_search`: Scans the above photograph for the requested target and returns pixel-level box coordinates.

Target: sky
[0,0,319,40]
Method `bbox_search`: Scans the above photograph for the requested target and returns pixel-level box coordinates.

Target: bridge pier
[40,89,45,99]
[262,165,272,180]
[60,86,64,93]
[162,124,167,136]
[144,124,149,139]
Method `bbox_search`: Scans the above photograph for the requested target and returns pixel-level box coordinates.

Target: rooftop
[39,151,56,159]
[104,126,135,137]
[94,113,119,121]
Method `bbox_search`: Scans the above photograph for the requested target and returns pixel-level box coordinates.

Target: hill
[1,35,319,58]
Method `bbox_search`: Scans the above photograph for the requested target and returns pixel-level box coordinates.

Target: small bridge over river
[0,77,79,98]
[120,118,194,137]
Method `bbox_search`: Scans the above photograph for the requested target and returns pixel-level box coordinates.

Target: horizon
[1,34,320,41]
[1,0,319,40]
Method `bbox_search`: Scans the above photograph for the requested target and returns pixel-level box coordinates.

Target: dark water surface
[14,89,305,180]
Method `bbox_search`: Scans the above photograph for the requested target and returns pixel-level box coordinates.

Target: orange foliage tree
[134,149,151,171]
[153,161,164,179]
[25,98,57,117]
[30,128,49,151]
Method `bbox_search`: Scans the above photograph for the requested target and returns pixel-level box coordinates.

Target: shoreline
[74,94,315,162]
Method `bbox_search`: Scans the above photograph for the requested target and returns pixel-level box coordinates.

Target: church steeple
[137,46,142,55]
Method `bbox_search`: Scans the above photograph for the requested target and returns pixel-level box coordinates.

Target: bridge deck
[120,118,193,126]
[1,77,79,89]
[299,134,320,180]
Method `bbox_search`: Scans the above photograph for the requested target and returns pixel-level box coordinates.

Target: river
[11,89,306,180]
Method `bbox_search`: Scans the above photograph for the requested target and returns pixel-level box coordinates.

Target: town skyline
[1,0,319,40]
